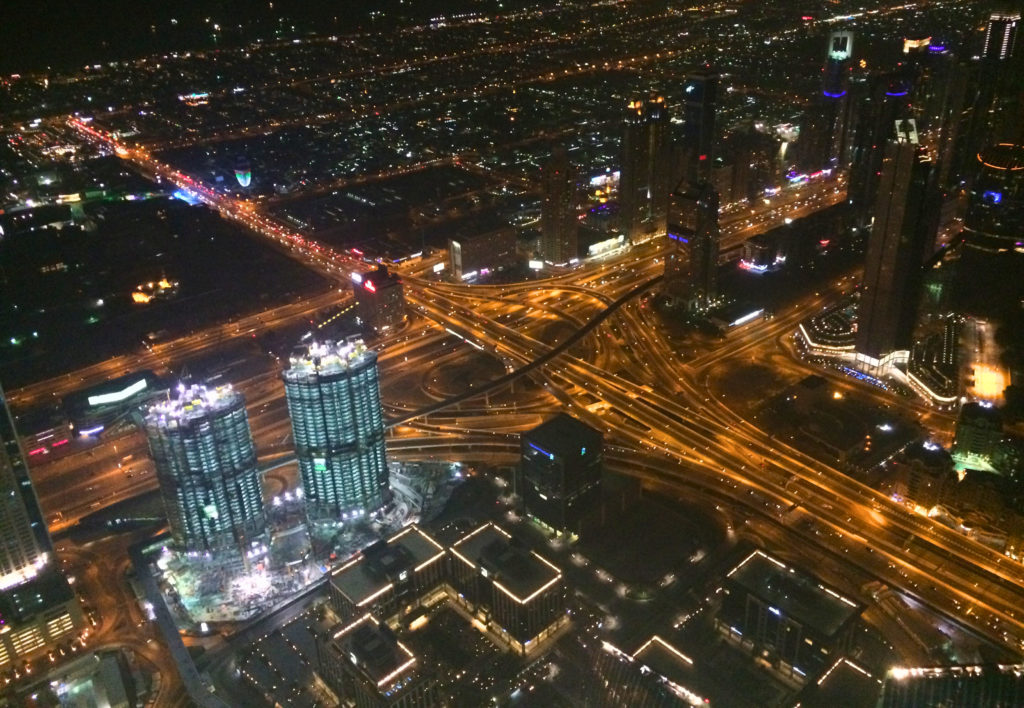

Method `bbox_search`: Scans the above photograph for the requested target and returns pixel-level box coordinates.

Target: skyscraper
[904,39,971,189]
[539,146,578,265]
[664,180,719,311]
[971,10,1024,158]
[983,10,1020,61]
[847,69,916,226]
[282,339,389,524]
[353,264,405,334]
[680,67,719,184]
[519,413,602,536]
[144,383,268,559]
[0,384,50,590]
[619,96,670,243]
[800,31,854,171]
[0,385,85,672]
[856,121,939,364]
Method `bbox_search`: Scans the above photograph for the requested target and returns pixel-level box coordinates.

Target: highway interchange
[15,107,1023,704]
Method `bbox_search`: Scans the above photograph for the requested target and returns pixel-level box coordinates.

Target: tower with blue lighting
[664,180,719,311]
[799,30,854,171]
[519,413,603,536]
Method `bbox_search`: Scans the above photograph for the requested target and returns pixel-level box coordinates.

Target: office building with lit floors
[283,340,390,525]
[447,216,519,281]
[0,385,50,589]
[354,265,406,335]
[0,385,85,672]
[984,10,1020,62]
[449,523,566,655]
[953,402,1004,470]
[318,614,438,708]
[620,96,671,243]
[518,413,603,536]
[718,550,863,684]
[144,383,268,561]
[328,525,446,623]
[855,120,940,369]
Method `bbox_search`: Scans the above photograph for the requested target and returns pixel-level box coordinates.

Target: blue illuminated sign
[528,442,554,460]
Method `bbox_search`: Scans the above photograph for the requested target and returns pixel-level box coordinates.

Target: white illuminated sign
[828,31,853,61]
[87,378,148,407]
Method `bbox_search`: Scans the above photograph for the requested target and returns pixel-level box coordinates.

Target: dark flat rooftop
[523,413,603,459]
[333,616,416,686]
[727,551,861,637]
[331,525,444,604]
[0,567,76,623]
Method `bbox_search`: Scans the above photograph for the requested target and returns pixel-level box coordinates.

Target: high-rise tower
[353,264,405,334]
[800,31,854,171]
[847,69,916,225]
[620,96,670,243]
[0,385,85,671]
[282,340,389,524]
[680,68,719,184]
[856,121,939,364]
[540,147,578,265]
[144,383,267,559]
[664,180,719,311]
[0,384,50,589]
[983,10,1020,61]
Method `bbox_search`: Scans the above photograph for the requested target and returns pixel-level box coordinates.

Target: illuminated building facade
[0,384,50,590]
[880,664,1024,706]
[447,223,518,281]
[144,384,268,559]
[449,523,565,653]
[283,340,390,524]
[953,402,1004,467]
[326,523,565,664]
[856,121,939,364]
[718,550,862,683]
[328,525,446,622]
[519,414,603,536]
[317,614,438,708]
[620,96,670,243]
[0,387,87,671]
[983,11,1020,62]
[0,569,85,673]
[354,265,406,334]
[540,147,579,265]
[664,180,720,312]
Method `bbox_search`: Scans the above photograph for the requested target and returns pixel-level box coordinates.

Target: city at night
[3,0,1024,706]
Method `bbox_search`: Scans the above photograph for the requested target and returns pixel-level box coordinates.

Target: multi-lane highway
[409,260,1024,656]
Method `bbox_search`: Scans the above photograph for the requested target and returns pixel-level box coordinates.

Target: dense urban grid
[2,0,1024,705]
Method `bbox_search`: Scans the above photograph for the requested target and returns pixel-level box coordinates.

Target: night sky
[1,0,506,74]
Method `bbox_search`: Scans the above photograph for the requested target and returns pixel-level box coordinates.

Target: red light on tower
[364,280,376,293]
